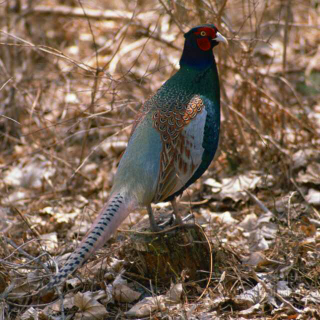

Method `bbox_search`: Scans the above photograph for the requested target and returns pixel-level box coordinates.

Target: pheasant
[46,24,227,289]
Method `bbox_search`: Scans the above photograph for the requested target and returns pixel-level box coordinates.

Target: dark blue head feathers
[180,24,227,69]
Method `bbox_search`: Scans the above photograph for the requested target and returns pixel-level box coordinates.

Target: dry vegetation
[0,0,320,319]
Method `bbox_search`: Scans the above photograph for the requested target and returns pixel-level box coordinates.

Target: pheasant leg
[147,204,161,232]
[171,198,184,225]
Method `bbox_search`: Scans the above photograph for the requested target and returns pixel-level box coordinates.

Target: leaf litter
[0,0,320,319]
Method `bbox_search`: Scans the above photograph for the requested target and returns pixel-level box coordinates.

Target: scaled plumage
[46,24,227,290]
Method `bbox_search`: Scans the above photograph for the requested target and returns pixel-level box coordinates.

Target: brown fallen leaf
[126,296,166,318]
[167,283,183,303]
[74,291,108,320]
[113,284,141,303]
[305,189,320,205]
[296,162,320,185]
[205,171,274,202]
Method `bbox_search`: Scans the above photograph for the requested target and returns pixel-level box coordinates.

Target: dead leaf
[210,296,230,308]
[21,307,39,320]
[100,139,127,156]
[4,156,55,189]
[40,207,80,225]
[74,291,108,320]
[3,191,28,205]
[276,281,292,298]
[292,149,320,170]
[234,283,267,307]
[66,277,82,288]
[39,232,58,253]
[113,284,141,303]
[238,303,262,316]
[243,252,267,267]
[239,213,258,231]
[247,230,269,251]
[108,257,125,273]
[0,302,8,320]
[46,293,74,312]
[205,171,274,202]
[305,189,320,205]
[297,216,317,236]
[296,163,320,185]
[302,290,320,304]
[166,283,183,303]
[207,211,238,225]
[126,296,166,317]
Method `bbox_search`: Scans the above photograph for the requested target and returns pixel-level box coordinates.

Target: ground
[0,0,320,319]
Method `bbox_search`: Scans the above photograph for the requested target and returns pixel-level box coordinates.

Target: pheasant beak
[214,32,228,45]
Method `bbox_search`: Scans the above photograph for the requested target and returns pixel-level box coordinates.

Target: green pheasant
[47,24,227,289]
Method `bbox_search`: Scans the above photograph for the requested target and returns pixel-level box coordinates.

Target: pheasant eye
[200,31,207,36]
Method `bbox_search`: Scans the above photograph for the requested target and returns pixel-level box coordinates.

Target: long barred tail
[46,192,136,289]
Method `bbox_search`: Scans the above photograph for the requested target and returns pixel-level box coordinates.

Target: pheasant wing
[152,95,207,202]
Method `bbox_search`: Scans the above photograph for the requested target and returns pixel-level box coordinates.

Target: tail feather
[46,192,136,289]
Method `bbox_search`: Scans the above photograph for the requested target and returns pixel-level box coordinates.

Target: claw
[171,199,195,227]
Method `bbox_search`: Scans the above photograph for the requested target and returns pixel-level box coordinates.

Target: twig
[261,21,320,30]
[196,223,213,301]
[282,0,291,73]
[287,191,297,229]
[13,208,41,239]
[23,5,154,22]
[245,79,317,135]
[0,114,20,125]
[0,77,13,91]
[78,1,100,164]
[70,124,132,179]
[217,0,228,25]
[225,101,292,156]
[180,199,209,205]
[231,85,253,166]
[0,30,95,73]
[0,280,17,300]
[194,0,206,24]
[245,190,273,215]
[137,30,179,50]
[251,270,301,314]
[3,236,51,273]
[119,221,198,235]
[158,0,184,33]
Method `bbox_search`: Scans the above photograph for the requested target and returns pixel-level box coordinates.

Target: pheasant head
[180,24,228,69]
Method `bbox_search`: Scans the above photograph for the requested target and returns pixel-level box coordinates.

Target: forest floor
[0,0,320,319]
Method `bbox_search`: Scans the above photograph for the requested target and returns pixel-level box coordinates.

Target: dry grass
[0,0,319,319]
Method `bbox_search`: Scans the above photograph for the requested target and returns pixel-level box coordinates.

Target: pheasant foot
[147,204,161,232]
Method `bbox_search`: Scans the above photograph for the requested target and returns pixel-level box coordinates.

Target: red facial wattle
[196,38,211,51]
